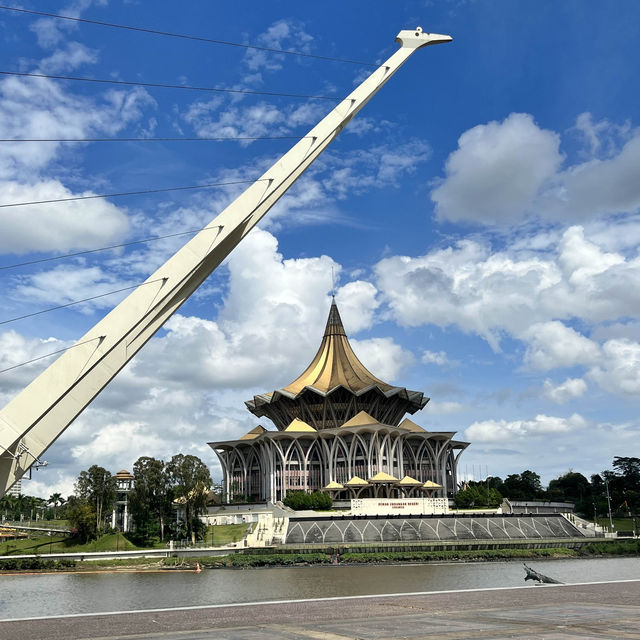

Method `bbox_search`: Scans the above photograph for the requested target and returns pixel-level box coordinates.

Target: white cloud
[350,337,414,383]
[243,19,314,73]
[589,339,640,396]
[0,181,129,254]
[431,113,562,224]
[0,70,155,253]
[21,472,77,501]
[130,229,403,389]
[465,413,587,443]
[424,400,465,414]
[11,264,133,311]
[0,74,155,177]
[522,322,600,370]
[541,133,640,220]
[334,281,379,333]
[71,421,172,468]
[38,42,98,73]
[0,330,72,393]
[183,100,326,143]
[431,112,640,225]
[376,224,640,349]
[422,350,449,365]
[542,377,588,403]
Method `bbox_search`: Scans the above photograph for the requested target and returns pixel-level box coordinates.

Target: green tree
[454,484,502,508]
[47,492,65,519]
[283,491,333,510]
[75,465,117,534]
[486,476,504,495]
[502,470,544,501]
[0,494,18,520]
[66,495,96,542]
[547,471,591,508]
[612,457,640,492]
[130,457,173,542]
[166,454,212,544]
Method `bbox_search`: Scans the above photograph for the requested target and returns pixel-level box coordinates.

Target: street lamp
[604,480,614,533]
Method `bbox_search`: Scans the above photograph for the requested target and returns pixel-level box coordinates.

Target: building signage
[351,497,449,516]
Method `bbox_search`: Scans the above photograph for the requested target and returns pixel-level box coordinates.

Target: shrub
[0,557,77,571]
[283,491,332,510]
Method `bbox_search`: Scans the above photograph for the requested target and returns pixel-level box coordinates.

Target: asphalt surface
[1,579,639,639]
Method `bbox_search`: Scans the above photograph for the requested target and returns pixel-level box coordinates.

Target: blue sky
[1,1,639,498]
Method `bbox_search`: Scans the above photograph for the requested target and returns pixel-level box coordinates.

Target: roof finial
[331,266,335,299]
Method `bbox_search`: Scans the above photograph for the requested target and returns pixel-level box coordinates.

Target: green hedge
[163,553,330,568]
[582,540,640,555]
[283,491,333,510]
[341,548,577,563]
[0,557,76,571]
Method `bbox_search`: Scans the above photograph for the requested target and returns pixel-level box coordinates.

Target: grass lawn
[1,535,71,556]
[0,532,139,556]
[596,517,638,533]
[0,524,249,557]
[205,523,248,545]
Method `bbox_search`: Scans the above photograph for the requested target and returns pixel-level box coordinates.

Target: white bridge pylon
[0,28,452,496]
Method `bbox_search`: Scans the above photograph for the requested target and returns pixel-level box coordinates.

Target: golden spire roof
[368,471,399,483]
[282,299,393,396]
[245,298,429,430]
[240,425,266,440]
[399,417,427,433]
[284,418,317,433]
[345,475,369,486]
[340,410,380,428]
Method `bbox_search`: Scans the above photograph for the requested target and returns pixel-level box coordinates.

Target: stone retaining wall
[285,513,584,545]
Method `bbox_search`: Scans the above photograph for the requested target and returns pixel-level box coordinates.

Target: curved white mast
[0,27,452,495]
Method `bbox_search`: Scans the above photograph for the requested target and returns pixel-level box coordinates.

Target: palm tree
[48,493,63,519]
[0,494,18,521]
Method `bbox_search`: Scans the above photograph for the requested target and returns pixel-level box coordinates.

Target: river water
[1,557,638,620]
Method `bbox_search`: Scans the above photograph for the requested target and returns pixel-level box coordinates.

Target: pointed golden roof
[284,418,317,433]
[340,410,380,428]
[240,425,266,440]
[368,471,399,483]
[245,299,429,430]
[397,475,422,486]
[345,475,369,486]
[324,481,344,490]
[282,299,394,396]
[399,417,427,433]
[423,480,443,488]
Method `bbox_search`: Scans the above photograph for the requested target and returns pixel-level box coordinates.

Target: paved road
[1,579,639,639]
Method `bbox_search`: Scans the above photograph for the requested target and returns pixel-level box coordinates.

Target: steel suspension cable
[0,178,269,209]
[0,135,311,142]
[0,337,105,375]
[0,225,223,271]
[0,278,168,327]
[0,5,377,67]
[0,70,340,101]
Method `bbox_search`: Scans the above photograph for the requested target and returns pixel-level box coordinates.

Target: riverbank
[1,539,638,573]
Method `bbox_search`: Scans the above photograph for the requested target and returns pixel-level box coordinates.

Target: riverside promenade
[2,579,639,639]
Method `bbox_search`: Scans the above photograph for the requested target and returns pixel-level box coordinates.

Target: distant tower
[111,470,134,532]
